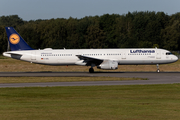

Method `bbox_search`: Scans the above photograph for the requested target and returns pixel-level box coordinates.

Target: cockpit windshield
[166,52,173,55]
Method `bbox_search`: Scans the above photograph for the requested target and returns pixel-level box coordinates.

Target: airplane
[3,27,178,73]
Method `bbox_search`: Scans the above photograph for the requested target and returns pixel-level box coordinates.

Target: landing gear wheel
[157,69,160,73]
[89,68,94,73]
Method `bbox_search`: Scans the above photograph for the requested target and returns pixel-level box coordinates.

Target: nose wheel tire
[89,68,94,73]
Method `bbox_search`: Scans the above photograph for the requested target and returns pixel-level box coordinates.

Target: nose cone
[173,55,178,62]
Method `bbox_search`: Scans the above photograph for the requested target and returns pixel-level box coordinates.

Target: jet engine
[97,60,118,70]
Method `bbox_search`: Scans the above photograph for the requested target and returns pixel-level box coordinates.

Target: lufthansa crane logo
[9,34,20,44]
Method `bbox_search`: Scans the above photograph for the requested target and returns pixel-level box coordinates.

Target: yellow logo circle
[9,34,20,44]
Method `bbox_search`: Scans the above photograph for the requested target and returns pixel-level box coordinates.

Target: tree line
[0,11,180,54]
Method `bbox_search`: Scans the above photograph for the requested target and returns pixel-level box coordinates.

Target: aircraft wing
[76,55,103,66]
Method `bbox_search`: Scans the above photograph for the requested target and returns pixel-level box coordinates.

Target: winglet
[5,27,34,51]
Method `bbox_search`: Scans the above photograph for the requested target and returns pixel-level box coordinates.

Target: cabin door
[122,52,126,59]
[31,51,36,60]
[156,50,161,59]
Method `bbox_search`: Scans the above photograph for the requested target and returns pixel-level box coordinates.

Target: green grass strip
[0,84,180,120]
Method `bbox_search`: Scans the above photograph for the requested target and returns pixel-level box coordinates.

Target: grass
[0,57,180,72]
[0,84,180,120]
[0,77,148,83]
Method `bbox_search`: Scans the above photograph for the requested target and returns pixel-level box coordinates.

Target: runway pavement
[0,72,180,87]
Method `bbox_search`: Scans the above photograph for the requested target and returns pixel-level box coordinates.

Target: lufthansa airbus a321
[3,27,178,73]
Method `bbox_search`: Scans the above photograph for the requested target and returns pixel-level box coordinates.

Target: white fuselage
[3,48,178,66]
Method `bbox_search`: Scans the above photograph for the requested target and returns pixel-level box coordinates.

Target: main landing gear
[89,64,95,73]
[156,64,160,73]
[89,68,94,73]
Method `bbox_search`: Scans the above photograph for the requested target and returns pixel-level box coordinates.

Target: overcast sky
[1,0,180,21]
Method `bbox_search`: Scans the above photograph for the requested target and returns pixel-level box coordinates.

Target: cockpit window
[166,52,173,55]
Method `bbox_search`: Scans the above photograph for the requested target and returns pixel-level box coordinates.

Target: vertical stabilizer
[5,27,34,51]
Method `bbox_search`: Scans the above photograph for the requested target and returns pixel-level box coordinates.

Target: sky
[1,0,180,21]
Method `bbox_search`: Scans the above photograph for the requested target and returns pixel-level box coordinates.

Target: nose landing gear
[156,64,160,73]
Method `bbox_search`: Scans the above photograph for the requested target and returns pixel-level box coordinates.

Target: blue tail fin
[5,27,34,51]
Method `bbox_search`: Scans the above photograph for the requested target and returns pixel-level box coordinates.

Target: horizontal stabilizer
[3,52,22,60]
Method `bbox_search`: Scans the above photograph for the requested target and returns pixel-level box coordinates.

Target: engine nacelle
[97,60,118,70]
